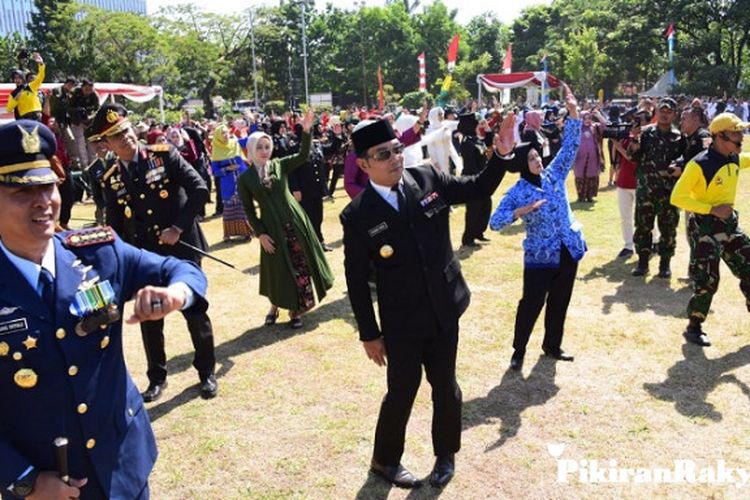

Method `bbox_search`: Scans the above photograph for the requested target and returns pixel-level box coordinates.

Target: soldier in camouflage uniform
[629,98,686,277]
[670,113,750,346]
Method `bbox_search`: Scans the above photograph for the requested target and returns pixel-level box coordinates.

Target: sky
[147,0,554,25]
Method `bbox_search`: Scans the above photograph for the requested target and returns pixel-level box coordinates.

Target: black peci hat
[352,119,397,157]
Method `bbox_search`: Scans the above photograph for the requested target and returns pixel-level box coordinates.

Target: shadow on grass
[147,294,355,422]
[354,470,448,500]
[582,257,692,317]
[462,356,559,451]
[570,200,597,212]
[643,343,750,421]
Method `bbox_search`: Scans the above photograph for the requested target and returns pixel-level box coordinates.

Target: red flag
[377,65,385,112]
[446,33,459,72]
[502,44,512,72]
[663,23,675,39]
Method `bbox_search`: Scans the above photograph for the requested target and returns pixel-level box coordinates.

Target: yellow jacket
[6,64,45,117]
[671,148,750,214]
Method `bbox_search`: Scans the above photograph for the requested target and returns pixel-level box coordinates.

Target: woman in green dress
[238,109,334,328]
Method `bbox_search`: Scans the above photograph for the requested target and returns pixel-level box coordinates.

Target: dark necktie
[38,268,55,313]
[391,184,406,215]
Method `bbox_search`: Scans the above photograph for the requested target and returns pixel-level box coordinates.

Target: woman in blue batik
[489,88,583,371]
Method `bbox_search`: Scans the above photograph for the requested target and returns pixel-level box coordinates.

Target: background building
[0,0,147,38]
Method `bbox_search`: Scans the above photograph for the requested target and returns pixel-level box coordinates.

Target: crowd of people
[2,53,750,496]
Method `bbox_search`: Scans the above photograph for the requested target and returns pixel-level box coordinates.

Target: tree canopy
[17,0,750,116]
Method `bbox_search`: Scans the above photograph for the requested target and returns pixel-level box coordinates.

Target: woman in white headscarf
[238,109,334,329]
[424,106,462,174]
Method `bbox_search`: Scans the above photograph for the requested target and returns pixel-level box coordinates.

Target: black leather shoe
[199,374,218,399]
[141,381,167,402]
[617,248,634,259]
[543,349,574,362]
[370,460,422,489]
[510,353,524,371]
[429,454,455,488]
[657,257,672,278]
[462,241,480,248]
[477,235,491,242]
[632,254,649,276]
[683,325,711,347]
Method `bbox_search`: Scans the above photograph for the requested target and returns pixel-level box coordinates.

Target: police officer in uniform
[340,116,520,489]
[93,103,218,402]
[289,130,331,250]
[629,97,687,278]
[0,120,209,499]
[671,113,750,346]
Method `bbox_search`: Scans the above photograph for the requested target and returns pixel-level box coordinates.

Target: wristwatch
[10,468,39,498]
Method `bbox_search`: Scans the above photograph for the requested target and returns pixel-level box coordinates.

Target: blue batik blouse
[490,117,586,268]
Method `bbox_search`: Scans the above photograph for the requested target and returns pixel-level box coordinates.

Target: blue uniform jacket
[489,118,586,268]
[0,230,208,499]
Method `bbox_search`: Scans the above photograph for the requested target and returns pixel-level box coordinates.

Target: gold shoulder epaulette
[101,164,119,182]
[147,144,171,153]
[65,226,116,247]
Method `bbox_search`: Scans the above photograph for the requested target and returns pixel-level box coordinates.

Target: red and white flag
[446,33,459,72]
[502,44,512,73]
[663,23,675,40]
[418,52,426,91]
[501,44,512,105]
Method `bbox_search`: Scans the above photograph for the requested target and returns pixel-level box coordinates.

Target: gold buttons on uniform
[0,342,8,356]
[77,403,88,414]
[147,209,153,215]
[56,328,66,340]
[12,352,22,361]
[68,366,78,376]
[86,439,96,449]
[139,193,145,199]
[100,336,110,349]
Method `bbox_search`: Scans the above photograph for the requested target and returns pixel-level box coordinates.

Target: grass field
[72,139,750,499]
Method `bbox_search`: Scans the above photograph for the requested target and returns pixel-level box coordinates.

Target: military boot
[631,254,649,276]
[657,256,671,278]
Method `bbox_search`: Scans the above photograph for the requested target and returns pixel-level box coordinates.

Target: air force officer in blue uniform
[0,120,208,499]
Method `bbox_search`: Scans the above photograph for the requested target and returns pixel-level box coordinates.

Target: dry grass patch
[68,140,750,498]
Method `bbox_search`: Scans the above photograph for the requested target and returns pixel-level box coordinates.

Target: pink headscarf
[524,110,543,131]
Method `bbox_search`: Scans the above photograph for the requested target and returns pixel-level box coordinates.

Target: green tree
[560,26,610,97]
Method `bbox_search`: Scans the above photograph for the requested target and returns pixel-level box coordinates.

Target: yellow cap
[709,112,750,134]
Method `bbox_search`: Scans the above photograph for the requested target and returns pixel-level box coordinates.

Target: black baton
[54,436,69,484]
[177,240,237,269]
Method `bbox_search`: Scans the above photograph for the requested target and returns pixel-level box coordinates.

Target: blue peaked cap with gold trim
[0,120,58,186]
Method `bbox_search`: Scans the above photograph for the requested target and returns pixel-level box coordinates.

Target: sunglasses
[719,133,743,149]
[368,144,405,161]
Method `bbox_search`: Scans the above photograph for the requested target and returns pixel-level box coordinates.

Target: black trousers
[374,318,462,465]
[140,310,216,384]
[328,162,343,196]
[59,173,75,226]
[301,195,324,243]
[462,196,491,244]
[513,246,578,356]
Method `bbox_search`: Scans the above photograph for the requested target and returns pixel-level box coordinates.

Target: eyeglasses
[368,144,404,161]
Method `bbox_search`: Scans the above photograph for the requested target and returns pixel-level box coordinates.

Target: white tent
[0,83,164,122]
[641,70,677,97]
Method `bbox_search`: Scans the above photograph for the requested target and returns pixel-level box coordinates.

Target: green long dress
[238,132,334,311]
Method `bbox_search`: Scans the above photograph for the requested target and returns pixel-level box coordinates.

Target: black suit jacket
[340,153,521,341]
[103,144,208,263]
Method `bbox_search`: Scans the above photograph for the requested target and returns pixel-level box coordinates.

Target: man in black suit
[93,103,218,403]
[340,116,518,489]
